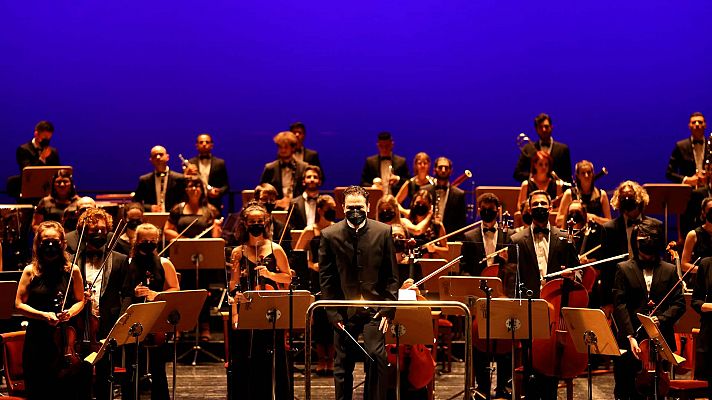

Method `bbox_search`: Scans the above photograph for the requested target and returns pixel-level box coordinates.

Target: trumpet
[451,169,472,188]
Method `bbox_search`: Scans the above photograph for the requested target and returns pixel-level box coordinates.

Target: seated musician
[32,168,80,231]
[132,145,186,212]
[121,223,180,400]
[115,202,145,256]
[403,189,448,257]
[555,160,611,227]
[564,200,602,264]
[681,197,712,280]
[395,152,435,217]
[229,202,292,397]
[259,131,309,210]
[516,151,563,212]
[612,219,685,400]
[290,165,323,230]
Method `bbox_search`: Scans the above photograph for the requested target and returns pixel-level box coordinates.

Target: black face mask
[410,204,429,217]
[324,209,336,222]
[637,239,658,256]
[531,206,550,223]
[619,196,638,212]
[346,209,367,226]
[393,238,406,253]
[522,212,533,226]
[247,223,265,237]
[479,208,497,223]
[87,232,108,248]
[379,210,396,222]
[567,212,585,225]
[264,203,276,214]
[127,219,142,230]
[137,241,157,255]
[39,239,62,261]
[39,138,51,148]
[705,208,712,224]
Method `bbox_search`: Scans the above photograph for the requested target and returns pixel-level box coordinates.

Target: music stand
[445,241,463,273]
[272,210,287,226]
[170,238,226,365]
[0,281,18,319]
[562,307,623,400]
[154,290,209,398]
[333,186,383,220]
[643,184,692,242]
[475,186,521,217]
[20,165,73,199]
[143,212,170,230]
[416,259,448,295]
[237,290,314,400]
[637,313,684,400]
[387,306,435,400]
[676,293,700,333]
[84,301,167,400]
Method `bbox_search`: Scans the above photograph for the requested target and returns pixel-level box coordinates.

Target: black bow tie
[435,185,448,191]
[540,140,552,147]
[280,161,295,170]
[306,195,318,202]
[199,154,211,160]
[692,139,704,145]
[533,226,549,235]
[155,171,167,178]
[380,156,391,161]
[483,227,497,233]
[627,218,642,227]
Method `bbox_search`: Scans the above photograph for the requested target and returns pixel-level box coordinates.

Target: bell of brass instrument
[451,169,473,188]
[516,132,531,153]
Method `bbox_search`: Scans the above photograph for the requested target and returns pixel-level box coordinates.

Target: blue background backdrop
[2,1,711,204]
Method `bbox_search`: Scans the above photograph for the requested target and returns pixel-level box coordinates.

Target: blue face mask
[346,209,367,226]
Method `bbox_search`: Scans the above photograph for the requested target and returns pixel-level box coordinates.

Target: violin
[52,290,82,379]
[635,338,671,396]
[76,285,101,355]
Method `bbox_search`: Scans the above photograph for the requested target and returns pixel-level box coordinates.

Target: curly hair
[610,180,649,210]
[77,207,113,231]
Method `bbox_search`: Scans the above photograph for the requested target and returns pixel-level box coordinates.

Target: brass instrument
[451,169,472,188]
[516,132,530,153]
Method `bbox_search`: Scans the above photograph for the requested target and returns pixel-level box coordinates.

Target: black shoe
[473,388,487,400]
[493,388,512,399]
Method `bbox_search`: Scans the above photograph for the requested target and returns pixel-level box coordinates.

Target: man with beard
[290,165,323,230]
[430,157,467,239]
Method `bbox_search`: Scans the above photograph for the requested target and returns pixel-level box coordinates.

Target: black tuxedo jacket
[297,147,324,179]
[76,249,129,337]
[319,219,399,324]
[506,225,579,298]
[461,226,512,277]
[432,185,467,239]
[666,137,706,183]
[133,170,186,212]
[289,195,309,230]
[361,154,410,194]
[16,140,61,171]
[188,155,230,207]
[612,258,685,349]
[260,159,309,199]
[513,140,572,183]
[692,258,712,352]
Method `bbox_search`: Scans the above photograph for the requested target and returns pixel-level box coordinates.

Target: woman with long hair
[32,169,80,231]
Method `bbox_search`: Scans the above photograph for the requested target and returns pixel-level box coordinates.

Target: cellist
[612,219,685,400]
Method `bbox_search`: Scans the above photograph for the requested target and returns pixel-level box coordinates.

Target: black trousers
[613,350,643,400]
[334,312,388,400]
[474,348,511,393]
[122,343,170,400]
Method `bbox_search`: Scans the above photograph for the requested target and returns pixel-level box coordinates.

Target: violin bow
[156,217,199,257]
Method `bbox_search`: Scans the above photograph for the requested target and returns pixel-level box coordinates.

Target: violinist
[115,202,145,256]
[403,190,448,257]
[15,221,87,400]
[395,152,435,217]
[555,160,611,227]
[229,203,292,398]
[32,168,80,231]
[516,151,563,212]
[253,183,289,246]
[612,219,685,400]
[120,223,180,400]
[65,196,98,253]
[691,254,712,397]
[681,197,712,278]
[565,200,602,263]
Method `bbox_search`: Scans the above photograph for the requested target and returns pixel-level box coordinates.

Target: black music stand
[20,165,73,199]
[386,306,435,400]
[0,281,18,320]
[153,290,209,399]
[85,301,167,400]
[237,290,314,400]
[562,307,623,400]
[637,313,684,400]
[643,184,692,242]
[170,238,226,365]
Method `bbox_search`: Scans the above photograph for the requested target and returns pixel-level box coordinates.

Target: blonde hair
[130,223,161,257]
[32,221,70,274]
[610,180,649,210]
[273,131,298,147]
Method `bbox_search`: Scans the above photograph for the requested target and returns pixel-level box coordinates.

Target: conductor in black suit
[132,145,186,212]
[260,131,309,210]
[430,156,467,239]
[319,185,399,400]
[513,113,572,183]
[666,112,707,234]
[290,121,325,180]
[16,120,61,171]
[361,131,410,195]
[187,133,229,211]
[290,165,322,230]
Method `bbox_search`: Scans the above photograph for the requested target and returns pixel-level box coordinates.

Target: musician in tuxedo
[513,113,572,183]
[666,112,708,234]
[16,120,61,171]
[260,131,309,210]
[612,219,685,400]
[460,192,513,399]
[290,121,325,180]
[600,181,663,307]
[319,185,399,400]
[188,133,229,211]
[506,189,579,400]
[361,131,410,195]
[290,165,323,230]
[132,145,186,212]
[430,157,467,240]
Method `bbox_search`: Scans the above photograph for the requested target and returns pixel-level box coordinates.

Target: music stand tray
[416,259,448,294]
[143,212,170,230]
[272,210,287,226]
[20,165,73,199]
[169,238,226,270]
[152,290,209,334]
[439,276,505,315]
[643,183,692,241]
[475,298,550,340]
[387,307,435,345]
[563,307,622,356]
[475,186,521,217]
[637,313,684,365]
[0,281,18,320]
[290,230,304,246]
[237,290,314,330]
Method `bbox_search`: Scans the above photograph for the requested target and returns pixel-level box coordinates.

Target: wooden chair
[668,329,709,399]
[0,331,26,398]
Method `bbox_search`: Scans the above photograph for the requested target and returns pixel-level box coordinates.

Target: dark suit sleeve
[378,226,399,319]
[657,268,686,325]
[260,164,271,186]
[132,177,150,210]
[559,145,572,182]
[460,236,476,276]
[361,159,374,187]
[692,260,709,314]
[613,263,635,337]
[666,144,686,183]
[513,147,532,183]
[16,145,33,171]
[319,230,344,324]
[215,160,229,195]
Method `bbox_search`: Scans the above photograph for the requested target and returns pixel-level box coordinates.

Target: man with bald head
[133,145,186,212]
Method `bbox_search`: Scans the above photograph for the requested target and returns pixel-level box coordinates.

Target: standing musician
[361,131,411,195]
[612,219,685,400]
[513,113,572,183]
[460,192,513,399]
[516,151,563,213]
[403,190,448,258]
[229,203,292,398]
[290,165,323,230]
[260,131,309,210]
[318,185,399,400]
[65,196,99,253]
[556,160,612,227]
[133,145,186,212]
[16,120,61,170]
[666,112,708,235]
[32,168,80,231]
[430,157,467,240]
[115,202,145,256]
[691,254,712,398]
[187,133,230,211]
[120,223,180,400]
[506,190,580,400]
[681,197,712,279]
[289,121,325,178]
[564,200,602,262]
[15,221,87,400]
[395,152,435,216]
